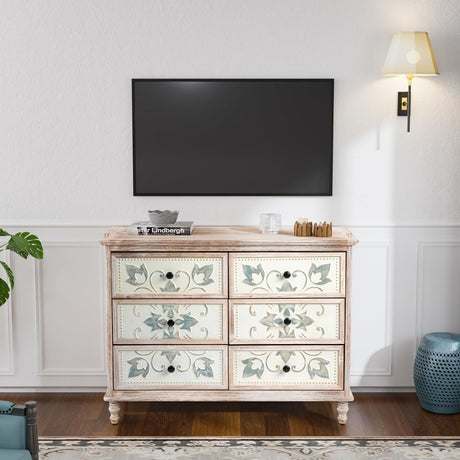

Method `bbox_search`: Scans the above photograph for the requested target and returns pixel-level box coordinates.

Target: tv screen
[132,79,333,196]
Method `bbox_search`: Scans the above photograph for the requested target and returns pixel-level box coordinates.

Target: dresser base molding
[104,390,353,425]
[102,226,357,426]
[104,389,354,402]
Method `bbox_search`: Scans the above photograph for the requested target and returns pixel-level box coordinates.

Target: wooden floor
[2,393,460,437]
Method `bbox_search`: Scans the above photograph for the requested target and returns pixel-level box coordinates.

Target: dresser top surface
[102,226,358,251]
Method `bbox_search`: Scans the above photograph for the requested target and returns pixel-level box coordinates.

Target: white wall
[1,0,460,390]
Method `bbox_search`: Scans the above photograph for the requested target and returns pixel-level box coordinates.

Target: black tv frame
[132,78,334,196]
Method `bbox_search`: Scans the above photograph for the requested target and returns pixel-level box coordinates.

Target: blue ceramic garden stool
[414,332,460,414]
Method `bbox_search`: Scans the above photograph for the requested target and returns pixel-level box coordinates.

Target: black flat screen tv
[132,79,333,196]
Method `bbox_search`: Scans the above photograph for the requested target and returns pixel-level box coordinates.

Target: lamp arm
[406,74,414,133]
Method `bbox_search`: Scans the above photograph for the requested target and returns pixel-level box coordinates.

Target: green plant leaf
[6,234,29,258]
[0,278,10,307]
[6,232,43,260]
[0,229,10,237]
[0,261,14,290]
[23,233,44,259]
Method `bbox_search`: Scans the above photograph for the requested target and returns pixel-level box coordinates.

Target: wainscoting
[1,224,459,391]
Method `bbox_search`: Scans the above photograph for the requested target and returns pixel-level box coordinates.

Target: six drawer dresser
[101,226,358,424]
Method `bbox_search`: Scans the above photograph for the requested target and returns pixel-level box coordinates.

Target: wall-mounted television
[132,79,334,196]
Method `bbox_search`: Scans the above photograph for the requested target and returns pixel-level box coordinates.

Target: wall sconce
[382,32,439,133]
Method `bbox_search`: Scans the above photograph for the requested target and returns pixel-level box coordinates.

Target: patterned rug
[38,437,460,459]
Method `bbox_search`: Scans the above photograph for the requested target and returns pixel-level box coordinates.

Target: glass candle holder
[259,213,281,234]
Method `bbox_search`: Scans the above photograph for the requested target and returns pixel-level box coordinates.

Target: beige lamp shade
[382,32,439,76]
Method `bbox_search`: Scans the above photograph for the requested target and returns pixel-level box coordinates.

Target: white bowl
[148,210,179,225]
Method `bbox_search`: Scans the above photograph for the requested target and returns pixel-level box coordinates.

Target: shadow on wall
[362,345,393,378]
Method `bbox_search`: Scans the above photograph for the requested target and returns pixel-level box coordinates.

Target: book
[128,221,194,236]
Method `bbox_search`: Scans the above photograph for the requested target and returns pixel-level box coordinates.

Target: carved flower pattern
[307,358,330,379]
[160,280,180,292]
[242,264,265,286]
[241,353,331,380]
[277,280,296,292]
[144,305,199,339]
[308,263,331,285]
[193,357,214,378]
[192,264,215,286]
[240,260,336,293]
[161,350,181,363]
[127,357,149,378]
[259,305,314,338]
[276,350,295,363]
[242,357,264,379]
[125,264,148,286]
[127,351,216,380]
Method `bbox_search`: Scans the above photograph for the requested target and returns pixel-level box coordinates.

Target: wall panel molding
[34,241,106,376]
[416,241,460,350]
[350,241,393,377]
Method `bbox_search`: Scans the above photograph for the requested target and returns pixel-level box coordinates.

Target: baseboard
[352,386,416,393]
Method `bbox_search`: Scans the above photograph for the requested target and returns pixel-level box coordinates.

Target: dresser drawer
[230,299,344,344]
[114,345,227,390]
[230,346,343,390]
[112,253,227,298]
[230,252,345,298]
[113,299,227,344]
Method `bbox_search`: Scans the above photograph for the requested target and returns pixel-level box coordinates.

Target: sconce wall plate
[398,92,408,116]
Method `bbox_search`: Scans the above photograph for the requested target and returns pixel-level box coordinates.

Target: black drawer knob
[165,272,174,280]
[283,271,291,279]
[283,317,292,326]
[167,365,175,373]
[167,319,175,327]
[282,365,291,373]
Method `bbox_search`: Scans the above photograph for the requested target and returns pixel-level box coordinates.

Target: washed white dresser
[101,226,358,424]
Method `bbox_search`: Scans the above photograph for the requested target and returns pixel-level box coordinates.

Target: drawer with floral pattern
[114,345,227,390]
[112,253,227,298]
[229,252,345,298]
[113,299,227,344]
[230,299,344,344]
[230,345,343,390]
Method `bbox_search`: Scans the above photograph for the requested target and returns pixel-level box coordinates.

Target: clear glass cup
[259,213,281,234]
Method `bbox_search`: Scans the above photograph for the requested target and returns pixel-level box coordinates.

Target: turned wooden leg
[337,402,349,424]
[108,401,121,424]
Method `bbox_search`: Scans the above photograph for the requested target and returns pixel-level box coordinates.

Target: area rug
[38,437,460,459]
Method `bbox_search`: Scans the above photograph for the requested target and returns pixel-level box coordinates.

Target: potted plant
[0,229,43,306]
